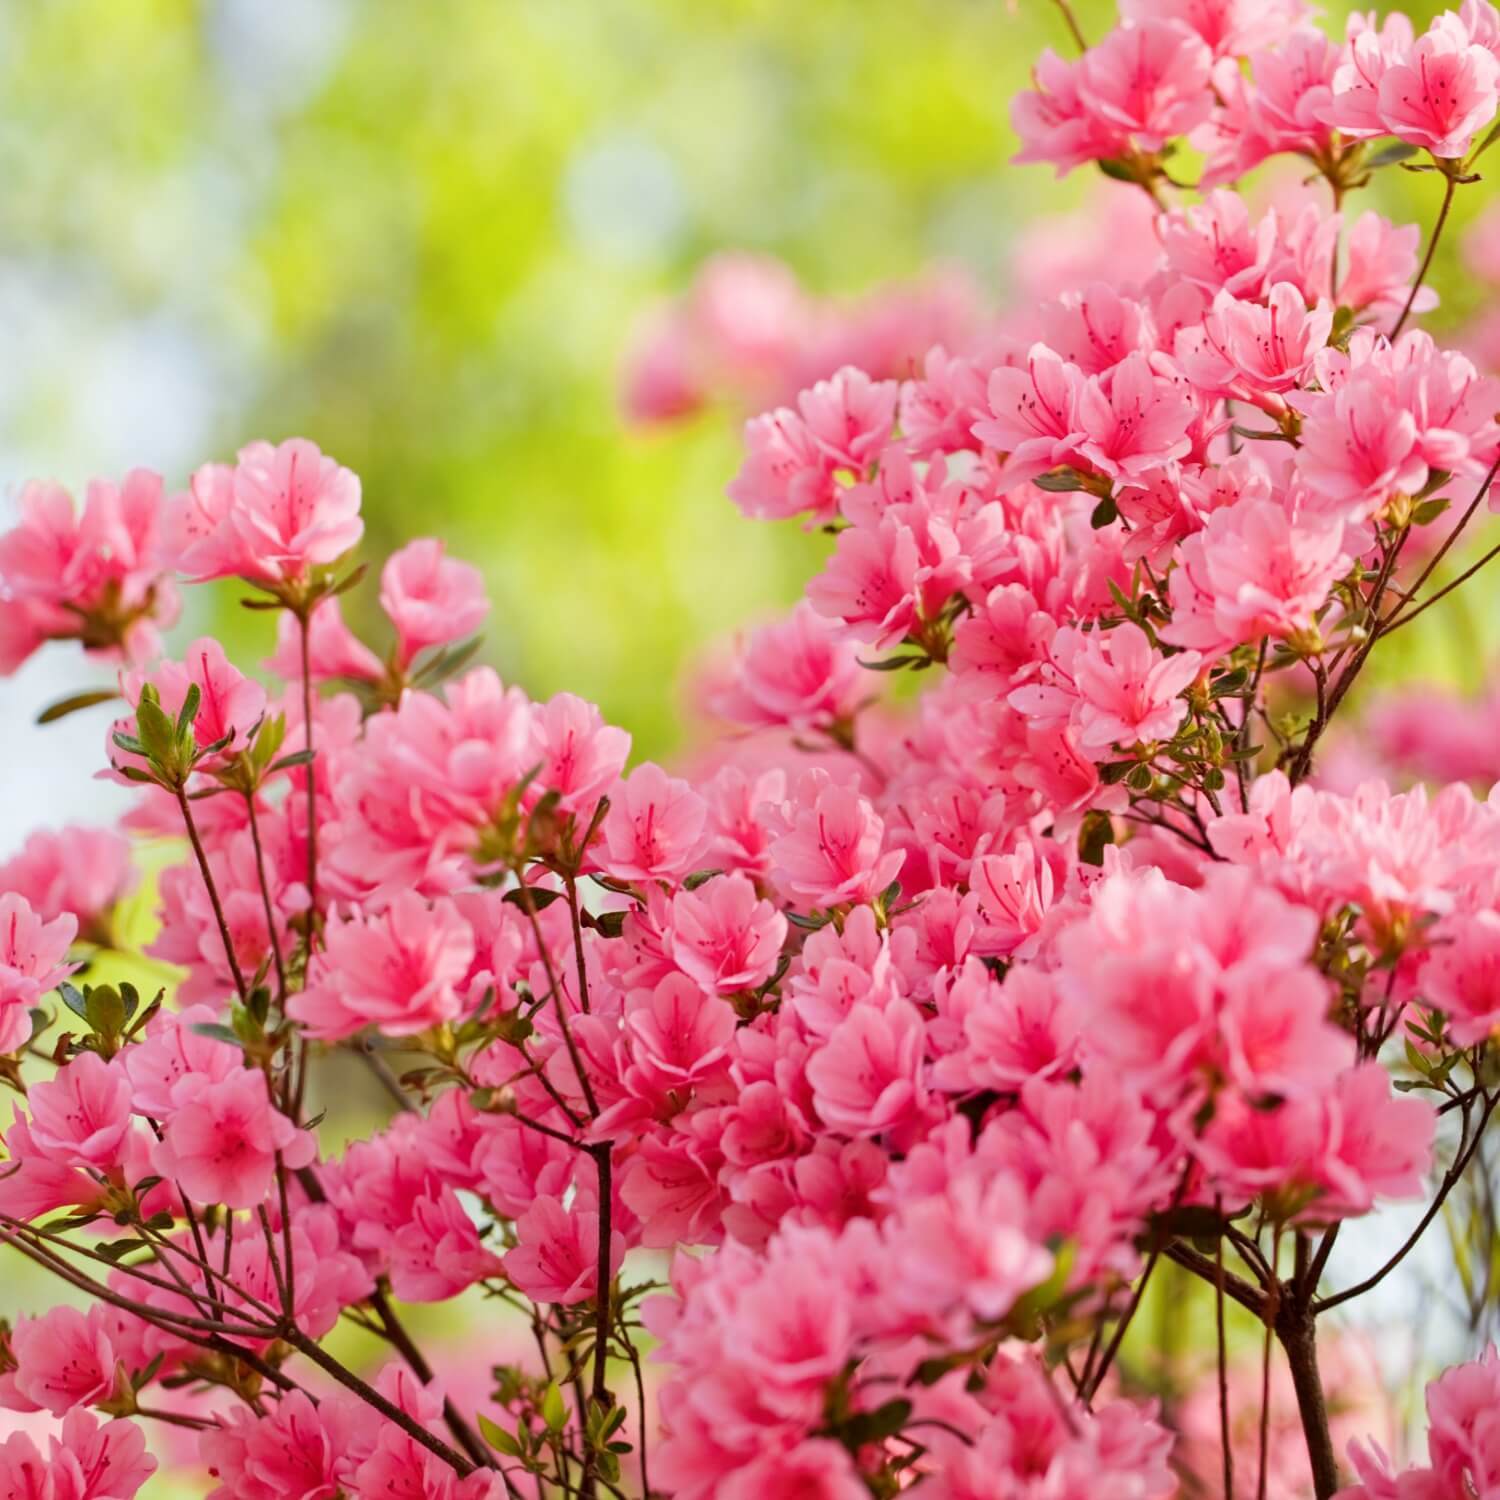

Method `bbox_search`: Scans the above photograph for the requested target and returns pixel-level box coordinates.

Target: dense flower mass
[3,2,1500,1497]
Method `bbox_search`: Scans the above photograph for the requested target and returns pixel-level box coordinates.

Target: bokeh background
[0,0,1491,1492]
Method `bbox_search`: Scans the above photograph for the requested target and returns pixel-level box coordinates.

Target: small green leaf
[839,1396,912,1448]
[1033,467,1087,494]
[190,1022,243,1047]
[477,1413,523,1457]
[540,1381,567,1432]
[1365,139,1419,169]
[1470,118,1500,164]
[58,983,90,1022]
[856,654,927,672]
[502,887,565,912]
[175,683,202,737]
[36,689,118,725]
[84,986,128,1038]
[1090,494,1119,529]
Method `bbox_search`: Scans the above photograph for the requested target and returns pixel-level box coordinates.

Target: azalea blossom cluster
[4,1,1500,1497]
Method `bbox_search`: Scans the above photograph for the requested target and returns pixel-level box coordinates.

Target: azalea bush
[4,2,1500,1497]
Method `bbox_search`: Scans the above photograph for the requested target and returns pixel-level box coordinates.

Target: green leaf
[502,886,565,912]
[85,985,128,1038]
[58,983,91,1022]
[253,714,288,769]
[190,1022,244,1047]
[1090,494,1119,529]
[540,1381,567,1432]
[331,561,370,597]
[1470,118,1500,164]
[856,654,926,672]
[1365,139,1419,169]
[36,688,118,725]
[1412,496,1451,527]
[1077,809,1115,868]
[1033,467,1087,493]
[477,1413,523,1457]
[96,1237,147,1262]
[682,868,723,891]
[175,683,202,736]
[268,749,316,773]
[839,1397,912,1448]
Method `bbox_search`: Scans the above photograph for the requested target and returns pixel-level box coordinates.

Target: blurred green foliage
[0,0,1474,762]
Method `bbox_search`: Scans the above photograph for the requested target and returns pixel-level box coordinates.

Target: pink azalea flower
[0,469,177,672]
[669,873,787,994]
[504,1192,625,1305]
[599,763,708,885]
[1161,497,1350,657]
[796,366,899,473]
[170,438,363,585]
[622,972,737,1099]
[151,1066,317,1209]
[1066,622,1201,751]
[1375,22,1500,157]
[716,1439,869,1500]
[379,537,489,667]
[529,691,632,814]
[0,1411,155,1500]
[388,1186,506,1302]
[1012,49,1128,176]
[8,1306,122,1416]
[24,1052,133,1171]
[0,827,133,935]
[1074,352,1196,482]
[291,892,476,1040]
[767,771,903,908]
[1120,0,1309,59]
[805,997,930,1137]
[0,892,77,1054]
[200,1391,355,1500]
[726,407,839,523]
[1296,376,1426,516]
[972,345,1087,489]
[711,601,867,733]
[1076,19,1216,152]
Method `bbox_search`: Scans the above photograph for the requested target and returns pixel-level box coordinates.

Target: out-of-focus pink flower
[379,537,489,667]
[711,602,867,734]
[265,592,383,683]
[0,470,178,673]
[0,827,133,935]
[0,893,77,1055]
